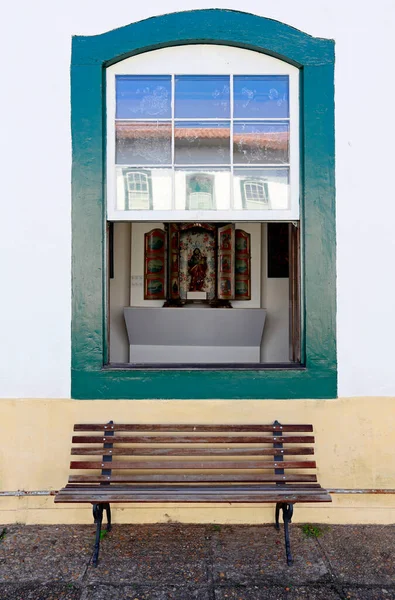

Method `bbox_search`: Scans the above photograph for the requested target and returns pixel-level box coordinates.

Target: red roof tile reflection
[115,122,288,150]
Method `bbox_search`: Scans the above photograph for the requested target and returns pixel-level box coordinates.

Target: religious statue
[188,248,208,291]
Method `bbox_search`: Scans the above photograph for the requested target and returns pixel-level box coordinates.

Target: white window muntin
[107,45,299,221]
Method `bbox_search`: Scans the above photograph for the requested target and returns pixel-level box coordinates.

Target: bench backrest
[68,421,319,486]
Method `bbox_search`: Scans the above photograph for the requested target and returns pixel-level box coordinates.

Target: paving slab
[211,525,329,586]
[317,525,395,585]
[82,583,210,599]
[214,584,341,599]
[85,524,208,585]
[342,587,395,600]
[0,582,82,600]
[0,525,91,584]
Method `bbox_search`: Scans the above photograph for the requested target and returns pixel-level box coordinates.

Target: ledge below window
[105,363,305,371]
[71,366,336,400]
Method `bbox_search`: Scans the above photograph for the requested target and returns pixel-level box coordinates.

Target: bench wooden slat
[74,424,314,433]
[68,473,318,483]
[71,447,314,456]
[70,459,317,470]
[72,435,315,444]
[65,483,323,489]
[55,487,331,503]
[62,485,324,492]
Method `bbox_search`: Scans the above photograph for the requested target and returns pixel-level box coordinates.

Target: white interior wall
[109,223,131,363]
[1,1,395,396]
[260,224,290,362]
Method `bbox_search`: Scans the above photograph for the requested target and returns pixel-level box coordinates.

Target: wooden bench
[55,421,331,566]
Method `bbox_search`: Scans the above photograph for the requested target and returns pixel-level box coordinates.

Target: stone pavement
[0,523,394,599]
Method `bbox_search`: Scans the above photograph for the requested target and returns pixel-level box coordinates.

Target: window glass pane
[233,121,289,164]
[116,75,171,119]
[175,76,230,118]
[115,121,172,165]
[175,121,230,165]
[233,168,290,210]
[234,76,289,118]
[175,168,231,210]
[116,167,172,210]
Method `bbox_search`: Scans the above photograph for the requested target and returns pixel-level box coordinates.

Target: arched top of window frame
[72,9,334,68]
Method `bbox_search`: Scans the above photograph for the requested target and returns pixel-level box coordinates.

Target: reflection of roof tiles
[116,123,288,149]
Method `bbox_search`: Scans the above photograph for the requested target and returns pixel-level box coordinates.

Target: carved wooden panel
[144,228,166,299]
[217,224,235,300]
[235,229,251,300]
[169,224,180,300]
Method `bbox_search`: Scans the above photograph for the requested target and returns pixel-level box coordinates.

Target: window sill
[71,364,336,400]
[105,362,306,371]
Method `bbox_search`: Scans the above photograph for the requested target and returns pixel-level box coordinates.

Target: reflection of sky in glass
[175,120,230,129]
[116,76,171,118]
[175,76,230,118]
[234,167,289,183]
[234,76,289,118]
[233,121,289,164]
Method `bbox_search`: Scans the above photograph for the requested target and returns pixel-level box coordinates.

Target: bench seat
[56,484,331,503]
[55,421,331,567]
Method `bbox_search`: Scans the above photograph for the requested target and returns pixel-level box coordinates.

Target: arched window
[187,174,215,210]
[71,10,336,400]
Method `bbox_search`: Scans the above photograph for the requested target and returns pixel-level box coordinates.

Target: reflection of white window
[187,174,215,209]
[126,171,150,209]
[243,180,269,209]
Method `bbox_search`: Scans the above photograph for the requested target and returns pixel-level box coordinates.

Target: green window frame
[71,9,336,400]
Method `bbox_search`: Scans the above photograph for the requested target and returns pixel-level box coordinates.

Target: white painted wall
[1,0,395,397]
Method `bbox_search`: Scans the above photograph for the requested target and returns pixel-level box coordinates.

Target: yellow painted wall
[1,398,394,524]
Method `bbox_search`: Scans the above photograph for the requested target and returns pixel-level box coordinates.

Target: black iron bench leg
[275,502,281,530]
[282,503,294,566]
[104,503,112,532]
[92,504,104,567]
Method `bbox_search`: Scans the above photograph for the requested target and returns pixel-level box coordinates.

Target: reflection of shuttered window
[242,180,269,209]
[126,171,151,209]
[187,174,215,210]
